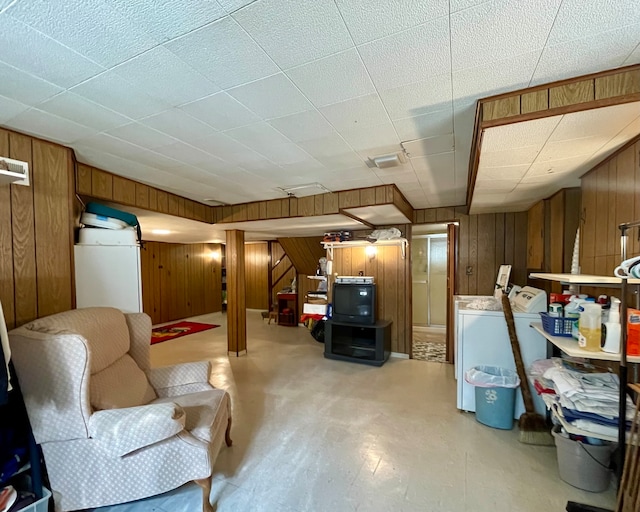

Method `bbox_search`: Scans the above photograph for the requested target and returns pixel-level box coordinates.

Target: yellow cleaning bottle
[578,303,602,352]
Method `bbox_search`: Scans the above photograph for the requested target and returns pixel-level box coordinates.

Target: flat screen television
[332,283,376,325]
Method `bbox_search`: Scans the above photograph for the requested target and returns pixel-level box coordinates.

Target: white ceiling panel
[218,0,255,13]
[358,17,451,90]
[412,151,456,194]
[322,175,383,191]
[286,49,376,108]
[254,142,312,166]
[479,164,531,181]
[535,136,606,162]
[70,71,172,120]
[179,92,260,131]
[480,116,561,152]
[154,141,226,168]
[105,123,178,150]
[224,122,292,150]
[403,134,455,157]
[110,0,227,42]
[479,146,541,167]
[319,94,391,131]
[549,103,640,142]
[452,51,539,101]
[0,61,63,105]
[393,109,454,142]
[297,134,356,159]
[315,152,366,171]
[547,0,640,45]
[7,0,157,68]
[450,0,491,12]
[75,133,158,161]
[227,73,313,120]
[0,14,104,88]
[342,203,412,225]
[532,24,640,85]
[187,132,253,161]
[0,96,29,124]
[37,92,131,132]
[450,0,560,71]
[233,0,352,69]
[624,44,640,65]
[268,110,337,143]
[9,108,97,144]
[335,0,448,45]
[474,179,517,192]
[112,46,221,106]
[164,17,279,89]
[526,155,591,177]
[340,122,400,153]
[378,74,453,120]
[140,109,217,141]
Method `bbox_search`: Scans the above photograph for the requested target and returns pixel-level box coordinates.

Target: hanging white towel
[0,299,11,392]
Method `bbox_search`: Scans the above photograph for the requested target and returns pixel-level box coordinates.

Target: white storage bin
[80,212,128,230]
[17,487,51,512]
[303,303,327,315]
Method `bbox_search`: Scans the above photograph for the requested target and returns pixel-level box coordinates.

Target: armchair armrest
[88,403,185,457]
[146,361,211,390]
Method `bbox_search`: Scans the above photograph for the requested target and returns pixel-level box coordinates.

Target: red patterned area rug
[151,321,220,345]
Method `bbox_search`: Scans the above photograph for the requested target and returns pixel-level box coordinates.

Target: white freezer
[74,244,142,313]
[456,301,548,419]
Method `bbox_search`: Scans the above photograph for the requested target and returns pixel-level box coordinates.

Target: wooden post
[226,230,246,356]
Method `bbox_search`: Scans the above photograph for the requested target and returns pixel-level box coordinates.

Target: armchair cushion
[88,402,186,457]
[91,354,157,410]
[147,361,211,389]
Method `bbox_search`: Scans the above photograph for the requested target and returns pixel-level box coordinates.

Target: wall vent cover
[0,157,29,186]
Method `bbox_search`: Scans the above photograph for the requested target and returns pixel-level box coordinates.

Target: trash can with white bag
[465,365,521,430]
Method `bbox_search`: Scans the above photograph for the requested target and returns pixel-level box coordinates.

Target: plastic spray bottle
[602,297,621,354]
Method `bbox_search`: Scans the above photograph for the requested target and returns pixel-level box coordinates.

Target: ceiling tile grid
[8,108,98,144]
[0,61,63,106]
[0,96,30,125]
[178,92,260,131]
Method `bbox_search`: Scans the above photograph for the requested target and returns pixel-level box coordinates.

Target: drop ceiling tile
[110,0,227,42]
[38,92,131,131]
[179,92,260,131]
[474,179,517,192]
[269,110,337,143]
[452,51,539,101]
[535,137,605,162]
[377,172,421,186]
[481,116,561,152]
[411,151,455,179]
[547,0,640,45]
[548,103,640,142]
[75,133,154,161]
[227,73,313,120]
[403,134,455,157]
[297,134,355,158]
[0,14,103,88]
[339,122,400,153]
[315,152,366,171]
[232,0,352,69]
[359,17,451,90]
[624,44,640,65]
[319,94,390,131]
[105,122,179,149]
[165,17,279,89]
[526,155,591,177]
[479,146,541,167]
[255,142,312,166]
[532,24,640,85]
[279,158,326,174]
[0,95,30,124]
[378,74,453,120]
[140,109,217,141]
[218,0,255,13]
[478,164,531,181]
[286,49,376,108]
[71,70,172,120]
[450,0,560,71]
[322,175,383,191]
[0,61,63,105]
[8,0,157,68]
[112,46,221,107]
[9,108,96,144]
[450,0,491,12]
[224,122,292,150]
[393,109,454,142]
[154,141,226,167]
[334,0,448,45]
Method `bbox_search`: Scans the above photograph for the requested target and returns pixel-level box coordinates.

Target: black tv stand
[324,319,391,366]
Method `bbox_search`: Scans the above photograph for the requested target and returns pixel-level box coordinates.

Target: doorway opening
[411,223,456,363]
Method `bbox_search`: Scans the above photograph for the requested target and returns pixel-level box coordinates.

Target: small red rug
[151,321,220,344]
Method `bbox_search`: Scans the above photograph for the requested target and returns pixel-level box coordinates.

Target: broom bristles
[518,413,554,446]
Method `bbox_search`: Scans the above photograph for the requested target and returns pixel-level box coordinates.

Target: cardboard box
[628,308,640,356]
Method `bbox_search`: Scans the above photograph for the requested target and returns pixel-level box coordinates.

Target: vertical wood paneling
[616,147,635,258]
[549,80,594,108]
[33,140,73,317]
[457,214,469,295]
[467,215,478,293]
[112,176,136,205]
[91,168,112,200]
[9,133,37,326]
[594,164,610,258]
[76,163,92,195]
[244,243,269,309]
[157,191,169,213]
[513,212,528,287]
[527,200,545,269]
[148,187,158,211]
[476,214,496,293]
[135,183,149,209]
[226,230,246,354]
[0,130,15,329]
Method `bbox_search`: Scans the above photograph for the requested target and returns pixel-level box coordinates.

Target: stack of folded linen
[542,364,635,437]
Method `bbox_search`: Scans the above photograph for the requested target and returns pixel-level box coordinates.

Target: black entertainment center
[323,279,391,366]
[324,319,392,366]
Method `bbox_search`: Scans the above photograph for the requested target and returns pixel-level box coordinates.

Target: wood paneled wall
[140,241,222,325]
[457,212,529,295]
[226,231,247,354]
[244,243,269,310]
[328,227,412,354]
[580,136,640,297]
[0,129,75,329]
[270,242,296,307]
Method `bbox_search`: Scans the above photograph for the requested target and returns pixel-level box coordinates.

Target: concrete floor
[93,310,617,512]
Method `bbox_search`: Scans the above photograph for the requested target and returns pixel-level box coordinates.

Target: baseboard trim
[228,350,247,357]
[391,352,409,359]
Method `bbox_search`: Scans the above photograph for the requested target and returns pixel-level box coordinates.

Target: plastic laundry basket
[552,426,613,492]
[465,366,520,430]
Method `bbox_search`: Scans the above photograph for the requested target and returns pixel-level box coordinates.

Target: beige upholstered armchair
[8,307,232,512]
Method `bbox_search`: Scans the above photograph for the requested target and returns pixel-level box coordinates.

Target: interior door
[428,237,447,326]
[411,238,428,325]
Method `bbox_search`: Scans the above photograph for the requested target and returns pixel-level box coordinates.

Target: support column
[226,230,246,356]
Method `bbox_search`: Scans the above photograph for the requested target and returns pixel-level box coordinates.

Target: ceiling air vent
[276,183,331,198]
[0,157,29,186]
[366,152,406,169]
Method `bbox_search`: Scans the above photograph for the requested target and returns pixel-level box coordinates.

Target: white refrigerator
[74,243,142,313]
[455,296,548,418]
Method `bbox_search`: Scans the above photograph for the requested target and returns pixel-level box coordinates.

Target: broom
[501,292,554,445]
